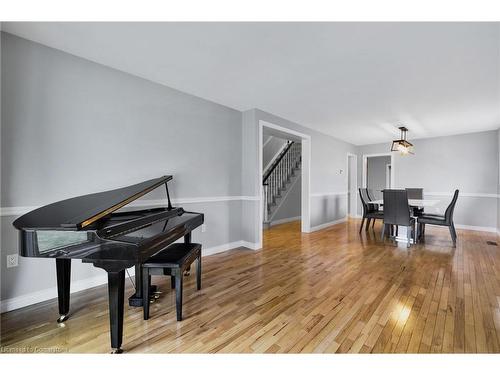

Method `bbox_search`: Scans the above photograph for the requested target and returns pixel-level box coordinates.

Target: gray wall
[358,130,499,228]
[367,156,391,199]
[272,175,301,222]
[1,32,243,304]
[262,134,287,170]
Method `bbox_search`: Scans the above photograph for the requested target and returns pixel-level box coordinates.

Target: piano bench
[142,242,202,321]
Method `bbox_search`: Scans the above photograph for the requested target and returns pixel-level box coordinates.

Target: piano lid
[13,176,173,230]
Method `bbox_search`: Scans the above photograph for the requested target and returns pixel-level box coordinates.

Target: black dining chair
[366,188,382,227]
[417,190,459,247]
[381,189,416,248]
[359,188,384,233]
[406,188,424,217]
[367,189,377,201]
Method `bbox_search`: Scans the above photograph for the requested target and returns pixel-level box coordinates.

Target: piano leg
[107,270,125,354]
[56,259,71,323]
[129,264,157,307]
[184,233,191,276]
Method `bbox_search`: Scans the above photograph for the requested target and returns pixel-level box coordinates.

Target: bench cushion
[143,243,201,268]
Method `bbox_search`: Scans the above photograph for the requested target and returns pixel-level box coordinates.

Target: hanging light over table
[391,126,414,155]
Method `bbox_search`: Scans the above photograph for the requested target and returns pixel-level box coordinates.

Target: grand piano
[12,175,204,353]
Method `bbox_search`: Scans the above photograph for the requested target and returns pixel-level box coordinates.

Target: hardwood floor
[2,219,500,353]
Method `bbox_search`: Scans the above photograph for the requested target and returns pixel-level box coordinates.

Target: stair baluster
[262,140,301,227]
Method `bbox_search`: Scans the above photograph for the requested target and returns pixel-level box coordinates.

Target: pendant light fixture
[391,126,414,155]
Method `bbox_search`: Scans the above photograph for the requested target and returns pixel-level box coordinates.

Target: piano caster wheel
[153,291,161,299]
[111,348,123,354]
[57,314,69,323]
[183,270,190,276]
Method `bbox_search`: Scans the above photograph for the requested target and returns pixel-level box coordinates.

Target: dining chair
[359,188,384,233]
[417,190,459,247]
[366,188,382,226]
[381,189,416,248]
[406,188,424,217]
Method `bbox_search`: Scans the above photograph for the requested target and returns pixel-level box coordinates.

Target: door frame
[258,120,311,247]
[362,152,395,189]
[346,153,358,218]
[385,163,392,188]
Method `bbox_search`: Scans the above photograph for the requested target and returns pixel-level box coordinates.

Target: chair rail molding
[0,196,261,217]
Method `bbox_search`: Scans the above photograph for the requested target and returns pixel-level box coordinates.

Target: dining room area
[355,125,500,250]
[359,187,458,247]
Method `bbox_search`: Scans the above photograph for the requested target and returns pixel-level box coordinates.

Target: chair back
[367,189,376,201]
[406,188,423,199]
[359,188,376,215]
[359,188,368,216]
[444,189,459,224]
[383,189,412,226]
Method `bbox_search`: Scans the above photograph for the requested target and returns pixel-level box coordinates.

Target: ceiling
[3,22,500,145]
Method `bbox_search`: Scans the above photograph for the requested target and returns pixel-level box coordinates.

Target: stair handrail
[263,141,294,184]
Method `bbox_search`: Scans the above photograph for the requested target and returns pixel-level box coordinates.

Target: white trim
[454,224,498,233]
[269,216,301,226]
[260,120,312,141]
[385,164,392,189]
[0,196,261,217]
[0,240,258,313]
[240,241,261,250]
[258,120,312,248]
[346,153,358,219]
[307,191,500,199]
[362,152,395,190]
[0,270,132,313]
[425,192,499,198]
[309,217,347,232]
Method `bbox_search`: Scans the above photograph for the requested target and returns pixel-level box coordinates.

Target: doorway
[346,153,357,217]
[362,153,395,198]
[258,120,311,248]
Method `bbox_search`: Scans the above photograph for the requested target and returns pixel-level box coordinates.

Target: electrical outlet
[7,254,18,268]
[201,224,207,233]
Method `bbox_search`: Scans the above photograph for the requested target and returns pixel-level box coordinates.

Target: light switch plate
[7,254,18,268]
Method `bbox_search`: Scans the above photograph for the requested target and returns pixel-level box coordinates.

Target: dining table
[367,198,441,243]
[367,199,440,208]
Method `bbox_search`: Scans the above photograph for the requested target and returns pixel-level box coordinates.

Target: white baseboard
[310,217,347,232]
[454,224,498,233]
[0,240,257,314]
[270,216,301,226]
[0,270,129,314]
[348,217,497,234]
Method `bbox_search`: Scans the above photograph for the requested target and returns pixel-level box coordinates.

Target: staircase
[263,141,301,227]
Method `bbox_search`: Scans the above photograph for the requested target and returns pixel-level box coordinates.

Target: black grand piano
[12,175,204,353]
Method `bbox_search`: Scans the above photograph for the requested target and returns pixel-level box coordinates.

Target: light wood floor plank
[1,220,500,353]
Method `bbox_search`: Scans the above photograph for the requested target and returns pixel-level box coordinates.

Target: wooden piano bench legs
[142,243,202,321]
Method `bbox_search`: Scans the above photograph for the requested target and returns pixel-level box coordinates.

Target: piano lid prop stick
[165,183,173,210]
